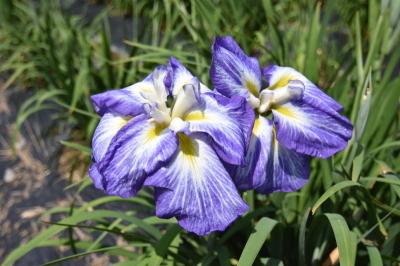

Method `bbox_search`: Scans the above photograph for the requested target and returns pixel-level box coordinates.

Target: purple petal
[256,136,310,194]
[91,113,129,162]
[272,101,352,158]
[91,88,145,117]
[231,116,273,190]
[171,90,254,165]
[168,57,210,96]
[262,65,343,112]
[145,134,248,236]
[97,114,178,197]
[210,36,262,99]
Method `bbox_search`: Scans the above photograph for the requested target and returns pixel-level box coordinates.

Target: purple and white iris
[211,36,352,194]
[88,57,254,235]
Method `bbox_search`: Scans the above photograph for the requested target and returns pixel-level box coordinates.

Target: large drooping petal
[272,101,353,158]
[91,65,170,117]
[169,80,253,165]
[144,133,248,236]
[232,116,310,193]
[210,36,262,100]
[91,113,130,162]
[263,65,343,112]
[256,125,310,194]
[231,115,272,190]
[96,114,178,197]
[89,113,129,190]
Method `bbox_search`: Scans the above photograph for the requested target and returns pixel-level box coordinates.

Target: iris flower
[211,36,352,193]
[88,58,254,235]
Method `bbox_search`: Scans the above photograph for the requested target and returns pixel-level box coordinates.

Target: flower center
[256,79,305,114]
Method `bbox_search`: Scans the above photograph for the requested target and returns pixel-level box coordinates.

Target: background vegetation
[0,0,399,265]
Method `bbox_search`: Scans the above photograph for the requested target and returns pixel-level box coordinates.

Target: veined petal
[92,66,170,116]
[272,101,352,158]
[168,57,210,96]
[171,90,253,165]
[97,114,178,197]
[92,113,130,162]
[211,36,262,99]
[256,131,310,194]
[145,134,248,236]
[231,116,272,190]
[232,116,310,193]
[263,65,343,112]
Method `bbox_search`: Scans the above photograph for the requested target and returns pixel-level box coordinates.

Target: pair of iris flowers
[88,36,352,236]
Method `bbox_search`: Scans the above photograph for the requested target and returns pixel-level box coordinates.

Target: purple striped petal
[168,57,210,96]
[145,134,248,236]
[272,101,352,158]
[96,114,178,197]
[256,133,310,194]
[232,116,310,193]
[211,36,262,99]
[263,65,343,112]
[92,65,171,117]
[170,86,254,165]
[91,113,130,162]
[231,116,272,190]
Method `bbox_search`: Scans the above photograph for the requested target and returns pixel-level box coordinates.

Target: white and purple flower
[88,57,254,235]
[211,36,353,194]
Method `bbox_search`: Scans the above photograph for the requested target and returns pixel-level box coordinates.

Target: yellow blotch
[146,123,166,142]
[245,80,259,96]
[184,110,206,121]
[178,133,197,156]
[269,75,294,90]
[252,117,262,135]
[273,105,298,119]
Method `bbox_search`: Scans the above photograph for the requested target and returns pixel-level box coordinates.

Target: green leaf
[324,213,357,266]
[366,246,383,266]
[237,217,278,266]
[312,181,362,214]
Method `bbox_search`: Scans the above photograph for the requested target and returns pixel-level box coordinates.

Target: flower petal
[168,57,210,96]
[91,66,170,116]
[211,36,262,99]
[171,86,253,165]
[91,113,129,162]
[231,115,272,190]
[263,65,343,112]
[97,114,178,197]
[232,116,310,193]
[145,134,248,236]
[256,134,310,194]
[272,101,352,158]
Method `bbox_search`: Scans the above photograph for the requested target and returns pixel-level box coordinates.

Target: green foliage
[0,0,399,265]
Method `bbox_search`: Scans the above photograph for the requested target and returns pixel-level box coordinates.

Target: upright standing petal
[145,134,248,236]
[97,114,178,197]
[211,36,262,100]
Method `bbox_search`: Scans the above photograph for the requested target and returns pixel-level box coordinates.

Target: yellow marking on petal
[269,75,294,90]
[245,80,259,96]
[145,123,166,142]
[116,116,131,129]
[273,105,297,118]
[183,110,206,121]
[178,133,197,156]
[252,117,262,135]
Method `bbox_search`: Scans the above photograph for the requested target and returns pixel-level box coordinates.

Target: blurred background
[0,0,399,265]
